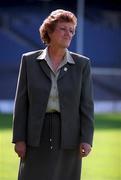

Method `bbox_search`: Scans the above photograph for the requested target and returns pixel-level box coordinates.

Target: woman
[12,9,94,180]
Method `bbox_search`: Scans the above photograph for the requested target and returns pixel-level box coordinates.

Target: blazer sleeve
[79,60,94,146]
[12,55,28,143]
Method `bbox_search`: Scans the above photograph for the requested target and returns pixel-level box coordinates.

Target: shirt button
[50,138,52,142]
[50,146,53,149]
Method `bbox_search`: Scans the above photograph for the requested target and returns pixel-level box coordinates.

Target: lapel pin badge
[64,67,68,72]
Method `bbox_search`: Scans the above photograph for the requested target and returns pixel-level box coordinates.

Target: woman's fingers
[15,141,26,158]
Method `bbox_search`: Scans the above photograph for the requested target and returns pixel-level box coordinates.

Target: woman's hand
[80,143,92,157]
[14,141,26,159]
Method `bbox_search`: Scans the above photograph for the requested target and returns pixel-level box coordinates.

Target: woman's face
[49,21,75,49]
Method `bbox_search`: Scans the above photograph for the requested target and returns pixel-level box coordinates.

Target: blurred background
[0,0,121,113]
[0,0,121,180]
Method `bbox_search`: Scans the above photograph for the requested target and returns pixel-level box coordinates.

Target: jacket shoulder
[70,52,90,64]
[20,50,43,65]
[22,50,43,58]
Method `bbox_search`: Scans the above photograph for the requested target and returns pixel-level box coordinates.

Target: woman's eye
[59,27,74,35]
[60,28,66,31]
[70,30,74,34]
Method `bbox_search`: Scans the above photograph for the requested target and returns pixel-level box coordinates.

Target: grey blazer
[12,50,94,148]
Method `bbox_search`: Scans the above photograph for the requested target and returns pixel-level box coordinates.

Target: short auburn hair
[39,9,77,45]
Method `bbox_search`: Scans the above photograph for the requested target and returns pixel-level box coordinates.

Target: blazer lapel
[37,59,51,80]
[36,50,75,81]
[57,63,71,81]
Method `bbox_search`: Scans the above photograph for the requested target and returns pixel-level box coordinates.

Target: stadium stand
[0,5,121,113]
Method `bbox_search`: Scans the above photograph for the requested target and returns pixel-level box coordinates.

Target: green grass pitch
[0,113,121,180]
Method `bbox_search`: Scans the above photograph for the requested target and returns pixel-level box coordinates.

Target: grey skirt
[18,112,81,180]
